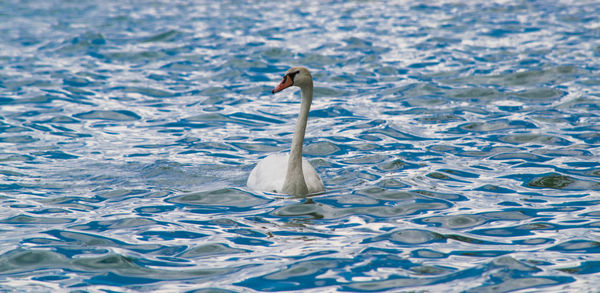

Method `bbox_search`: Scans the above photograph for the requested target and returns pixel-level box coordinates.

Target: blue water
[1,0,599,291]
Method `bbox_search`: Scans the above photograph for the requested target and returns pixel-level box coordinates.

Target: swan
[247,66,325,196]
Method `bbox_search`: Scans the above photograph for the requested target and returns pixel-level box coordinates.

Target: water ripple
[0,0,599,291]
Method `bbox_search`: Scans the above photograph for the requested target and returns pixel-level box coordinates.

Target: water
[1,0,599,291]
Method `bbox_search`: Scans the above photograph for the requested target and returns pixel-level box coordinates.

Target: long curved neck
[282,82,313,196]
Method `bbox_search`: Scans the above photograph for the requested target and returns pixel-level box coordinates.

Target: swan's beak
[272,74,293,94]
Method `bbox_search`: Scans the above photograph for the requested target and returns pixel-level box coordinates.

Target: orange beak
[272,74,293,94]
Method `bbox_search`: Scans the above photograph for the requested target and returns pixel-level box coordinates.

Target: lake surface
[1,0,599,292]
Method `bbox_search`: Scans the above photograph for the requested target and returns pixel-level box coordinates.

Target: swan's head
[272,66,312,94]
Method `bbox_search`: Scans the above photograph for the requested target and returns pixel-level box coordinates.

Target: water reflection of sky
[0,0,599,292]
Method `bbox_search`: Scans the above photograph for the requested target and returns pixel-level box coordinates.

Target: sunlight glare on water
[0,0,599,292]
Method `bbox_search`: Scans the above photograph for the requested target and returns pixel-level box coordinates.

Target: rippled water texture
[1,0,600,292]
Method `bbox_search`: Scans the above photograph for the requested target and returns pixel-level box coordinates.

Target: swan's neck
[282,83,313,196]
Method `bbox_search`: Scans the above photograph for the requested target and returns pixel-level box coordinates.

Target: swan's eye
[288,71,300,81]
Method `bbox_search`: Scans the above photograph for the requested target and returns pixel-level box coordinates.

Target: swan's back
[247,153,324,194]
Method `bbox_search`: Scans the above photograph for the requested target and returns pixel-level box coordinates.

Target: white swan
[247,67,325,196]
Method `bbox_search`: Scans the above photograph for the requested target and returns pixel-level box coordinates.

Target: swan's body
[247,67,325,196]
[247,153,324,195]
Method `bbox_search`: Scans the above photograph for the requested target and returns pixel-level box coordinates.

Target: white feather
[247,153,324,194]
